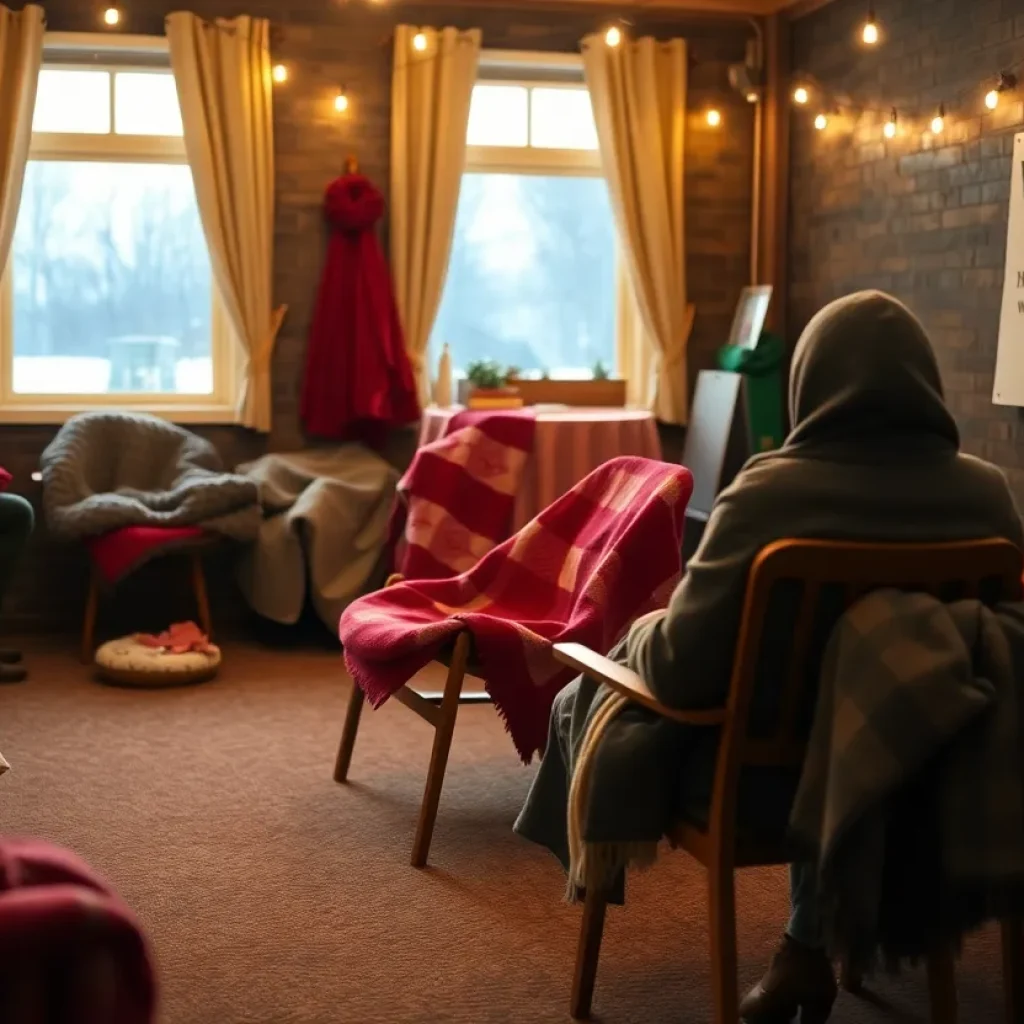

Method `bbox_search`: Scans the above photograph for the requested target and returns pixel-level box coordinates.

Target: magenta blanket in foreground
[340,456,693,761]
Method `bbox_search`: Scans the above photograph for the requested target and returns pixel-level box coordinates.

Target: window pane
[467,85,528,147]
[11,162,213,395]
[33,70,111,134]
[114,72,183,136]
[530,87,599,150]
[431,174,617,379]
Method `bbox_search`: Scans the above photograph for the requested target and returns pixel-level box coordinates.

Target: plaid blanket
[341,457,692,761]
[390,410,536,580]
[790,589,1024,971]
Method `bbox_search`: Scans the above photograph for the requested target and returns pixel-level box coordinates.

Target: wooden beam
[393,0,778,15]
[777,0,839,16]
[758,10,791,338]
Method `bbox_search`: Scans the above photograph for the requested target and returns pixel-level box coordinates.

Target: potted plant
[464,360,524,409]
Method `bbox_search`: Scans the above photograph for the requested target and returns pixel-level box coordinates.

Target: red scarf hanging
[301,173,420,446]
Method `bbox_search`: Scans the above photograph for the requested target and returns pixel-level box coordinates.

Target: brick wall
[5,0,754,634]
[790,0,1024,501]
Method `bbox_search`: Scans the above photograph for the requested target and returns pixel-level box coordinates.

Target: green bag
[716,331,785,454]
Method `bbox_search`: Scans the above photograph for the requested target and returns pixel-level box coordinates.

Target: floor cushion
[87,526,209,586]
[95,634,221,688]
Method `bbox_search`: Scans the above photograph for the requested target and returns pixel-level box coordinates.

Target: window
[0,34,235,423]
[431,52,618,380]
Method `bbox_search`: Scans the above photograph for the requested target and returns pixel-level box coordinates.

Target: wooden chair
[553,538,1024,1024]
[334,574,492,868]
[81,538,214,664]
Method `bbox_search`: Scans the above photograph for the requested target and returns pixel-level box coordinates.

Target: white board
[994,132,1024,406]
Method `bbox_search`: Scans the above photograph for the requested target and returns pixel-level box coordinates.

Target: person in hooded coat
[515,291,1024,1023]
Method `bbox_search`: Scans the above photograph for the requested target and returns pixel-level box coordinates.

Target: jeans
[787,861,822,949]
[0,493,33,612]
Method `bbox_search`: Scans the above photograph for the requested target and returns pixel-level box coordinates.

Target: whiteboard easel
[993,132,1024,406]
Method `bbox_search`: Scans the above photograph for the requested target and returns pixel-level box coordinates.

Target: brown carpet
[0,644,1008,1023]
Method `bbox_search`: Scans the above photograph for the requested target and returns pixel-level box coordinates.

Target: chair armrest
[552,643,727,727]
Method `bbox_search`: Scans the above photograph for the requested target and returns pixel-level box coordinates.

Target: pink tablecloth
[419,406,662,531]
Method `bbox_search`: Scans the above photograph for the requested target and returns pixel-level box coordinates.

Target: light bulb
[335,91,350,113]
[931,105,945,134]
[986,88,1000,110]
[272,64,288,84]
[706,108,722,128]
[862,20,879,44]
[746,91,759,104]
[793,86,810,105]
[814,113,828,131]
[412,31,428,51]
[605,25,622,48]
[102,6,121,26]
[883,111,897,139]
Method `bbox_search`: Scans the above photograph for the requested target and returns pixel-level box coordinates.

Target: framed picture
[727,285,773,351]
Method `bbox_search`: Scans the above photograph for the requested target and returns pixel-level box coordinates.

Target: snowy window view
[430,74,618,380]
[6,66,214,398]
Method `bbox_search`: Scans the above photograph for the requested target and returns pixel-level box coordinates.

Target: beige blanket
[237,447,398,630]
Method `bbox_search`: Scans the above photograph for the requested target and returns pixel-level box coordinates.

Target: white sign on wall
[994,132,1024,406]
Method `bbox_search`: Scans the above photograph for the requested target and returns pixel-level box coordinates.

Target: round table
[419,406,662,531]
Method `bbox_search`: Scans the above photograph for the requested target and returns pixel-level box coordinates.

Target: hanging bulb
[605,25,623,48]
[272,64,288,84]
[706,108,722,128]
[931,104,945,134]
[883,108,898,139]
[335,89,350,114]
[745,91,760,104]
[986,72,1018,111]
[862,7,879,45]
[102,6,121,26]
[793,85,810,105]
[814,113,828,131]
[412,31,428,51]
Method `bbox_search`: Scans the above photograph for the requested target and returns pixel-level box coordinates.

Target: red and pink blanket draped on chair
[341,456,693,761]
[389,409,537,580]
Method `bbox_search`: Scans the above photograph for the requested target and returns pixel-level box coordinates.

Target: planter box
[514,378,627,408]
[466,386,524,410]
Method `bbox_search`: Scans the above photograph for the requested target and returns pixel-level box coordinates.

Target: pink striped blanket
[341,456,693,761]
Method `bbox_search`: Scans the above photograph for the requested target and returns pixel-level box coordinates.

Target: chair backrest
[708,538,1024,842]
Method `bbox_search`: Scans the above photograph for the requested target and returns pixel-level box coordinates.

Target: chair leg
[570,876,609,1020]
[81,571,99,664]
[1001,917,1024,1024]
[334,683,365,783]
[190,553,212,638]
[410,632,469,868]
[927,947,958,1024]
[707,863,740,1024]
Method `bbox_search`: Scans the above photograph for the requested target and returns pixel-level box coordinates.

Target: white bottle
[434,344,453,408]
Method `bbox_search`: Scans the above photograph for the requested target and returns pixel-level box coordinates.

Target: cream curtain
[0,3,44,279]
[390,25,481,404]
[583,35,693,426]
[167,12,285,433]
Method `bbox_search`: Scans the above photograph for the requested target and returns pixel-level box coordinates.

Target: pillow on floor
[95,635,221,688]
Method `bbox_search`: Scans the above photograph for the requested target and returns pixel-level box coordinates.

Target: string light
[605,25,623,48]
[793,85,810,105]
[706,108,722,128]
[861,6,879,45]
[931,103,946,134]
[883,108,898,138]
[334,88,350,114]
[746,91,759,104]
[814,112,829,130]
[985,72,1018,110]
[102,6,121,26]
[272,64,288,84]
[412,31,427,51]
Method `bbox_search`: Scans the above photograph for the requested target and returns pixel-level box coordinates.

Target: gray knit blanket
[40,411,261,541]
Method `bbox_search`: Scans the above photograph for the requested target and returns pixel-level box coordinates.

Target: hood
[324,174,385,233]
[786,290,959,451]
